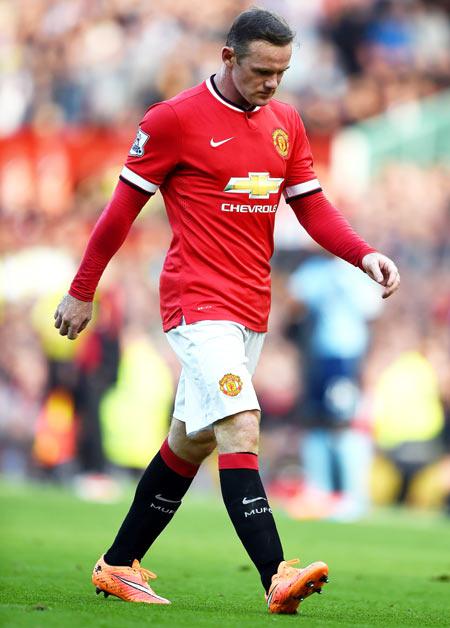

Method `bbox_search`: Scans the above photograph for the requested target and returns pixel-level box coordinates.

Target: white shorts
[166,320,266,435]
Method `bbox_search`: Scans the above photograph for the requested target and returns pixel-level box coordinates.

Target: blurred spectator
[74,289,122,475]
[99,325,174,470]
[286,253,382,520]
[374,348,443,502]
[372,322,447,505]
[254,333,303,479]
[0,0,448,139]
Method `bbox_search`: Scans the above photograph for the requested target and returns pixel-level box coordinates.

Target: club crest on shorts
[219,373,243,397]
[272,128,289,158]
[129,128,149,157]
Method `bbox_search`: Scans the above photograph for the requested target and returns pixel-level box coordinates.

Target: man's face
[228,40,292,107]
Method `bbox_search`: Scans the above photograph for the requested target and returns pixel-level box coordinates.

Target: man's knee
[214,409,260,454]
[168,418,216,464]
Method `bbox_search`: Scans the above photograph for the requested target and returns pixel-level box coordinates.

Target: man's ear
[222,46,236,68]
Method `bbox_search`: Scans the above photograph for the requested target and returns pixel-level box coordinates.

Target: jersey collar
[206,76,261,113]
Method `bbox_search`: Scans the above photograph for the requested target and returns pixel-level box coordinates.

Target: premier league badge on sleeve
[129,128,149,157]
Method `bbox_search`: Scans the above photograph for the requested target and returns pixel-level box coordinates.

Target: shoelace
[285,558,300,567]
[131,559,157,582]
[274,558,301,579]
[271,558,301,585]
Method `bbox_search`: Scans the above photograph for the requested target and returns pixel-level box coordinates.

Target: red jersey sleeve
[291,191,377,268]
[283,110,322,202]
[69,180,148,301]
[120,103,181,194]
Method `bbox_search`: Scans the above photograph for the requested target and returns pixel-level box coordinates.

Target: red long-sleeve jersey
[70,76,375,332]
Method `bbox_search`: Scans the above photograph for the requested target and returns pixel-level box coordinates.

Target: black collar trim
[207,75,260,113]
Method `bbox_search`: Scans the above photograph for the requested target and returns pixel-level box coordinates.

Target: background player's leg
[105,419,215,566]
[214,410,284,592]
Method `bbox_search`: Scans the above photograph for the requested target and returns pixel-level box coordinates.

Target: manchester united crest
[272,128,289,158]
[219,373,243,397]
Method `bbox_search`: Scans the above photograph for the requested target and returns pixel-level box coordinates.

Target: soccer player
[54,8,400,614]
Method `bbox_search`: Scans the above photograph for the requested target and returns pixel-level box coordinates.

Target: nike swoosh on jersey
[210,137,234,148]
[242,496,268,505]
[155,494,182,504]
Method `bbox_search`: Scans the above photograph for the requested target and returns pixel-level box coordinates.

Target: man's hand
[54,294,93,340]
[361,252,400,299]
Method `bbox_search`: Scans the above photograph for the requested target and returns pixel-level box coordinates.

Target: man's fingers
[380,260,400,297]
[56,316,90,338]
[362,253,400,298]
[58,316,88,339]
[367,263,383,283]
[374,270,384,283]
[58,319,70,336]
[382,272,400,298]
[382,260,398,284]
[67,327,79,340]
[53,294,93,339]
[386,272,397,288]
[78,319,90,333]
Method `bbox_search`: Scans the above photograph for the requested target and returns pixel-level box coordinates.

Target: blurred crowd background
[0,0,449,520]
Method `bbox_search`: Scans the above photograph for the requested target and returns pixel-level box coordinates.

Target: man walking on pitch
[54,8,400,614]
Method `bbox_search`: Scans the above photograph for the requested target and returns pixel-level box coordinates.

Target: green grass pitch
[1,480,449,627]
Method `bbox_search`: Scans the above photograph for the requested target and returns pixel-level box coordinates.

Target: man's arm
[290,191,400,298]
[54,179,151,340]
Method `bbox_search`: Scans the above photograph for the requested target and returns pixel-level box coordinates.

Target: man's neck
[213,67,253,110]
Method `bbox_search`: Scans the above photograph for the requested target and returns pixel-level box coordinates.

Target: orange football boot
[266,558,329,614]
[92,555,170,605]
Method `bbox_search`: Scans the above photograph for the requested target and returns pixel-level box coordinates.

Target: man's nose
[264,76,278,90]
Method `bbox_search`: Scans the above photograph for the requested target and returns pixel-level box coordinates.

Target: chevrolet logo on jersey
[224,172,284,199]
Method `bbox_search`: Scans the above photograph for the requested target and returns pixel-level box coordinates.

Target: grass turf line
[1,480,449,627]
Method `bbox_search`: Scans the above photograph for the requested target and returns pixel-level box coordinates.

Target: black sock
[104,438,199,566]
[218,452,284,592]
